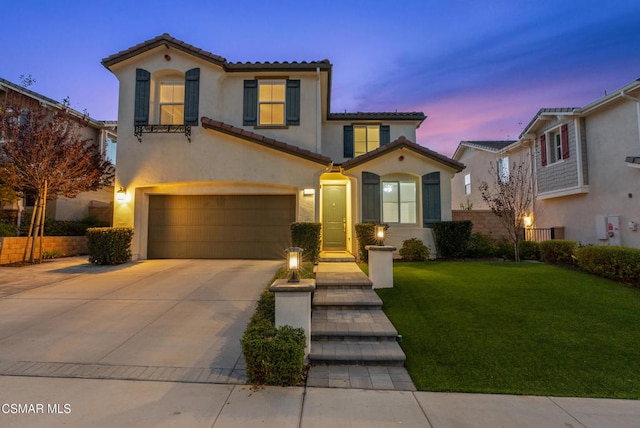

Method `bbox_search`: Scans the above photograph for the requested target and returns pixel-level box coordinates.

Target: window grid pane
[259,81,285,125]
[382,182,399,223]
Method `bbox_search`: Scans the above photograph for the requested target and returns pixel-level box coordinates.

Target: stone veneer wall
[0,236,87,265]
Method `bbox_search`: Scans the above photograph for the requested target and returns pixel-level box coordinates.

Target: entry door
[322,185,347,250]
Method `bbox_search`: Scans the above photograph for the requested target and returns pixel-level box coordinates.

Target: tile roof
[200,117,332,166]
[328,112,426,122]
[102,33,331,72]
[519,107,580,137]
[341,136,465,172]
[459,140,517,152]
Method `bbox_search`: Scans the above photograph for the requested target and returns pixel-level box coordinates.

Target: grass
[373,261,640,399]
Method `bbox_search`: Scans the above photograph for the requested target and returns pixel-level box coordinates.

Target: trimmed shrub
[575,246,640,286]
[399,238,430,261]
[539,240,577,265]
[241,288,306,386]
[495,238,515,260]
[354,223,388,261]
[432,221,472,258]
[0,220,16,237]
[20,215,108,237]
[290,222,321,264]
[466,233,497,258]
[519,240,540,260]
[86,227,133,265]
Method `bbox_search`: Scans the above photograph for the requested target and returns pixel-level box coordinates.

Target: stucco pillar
[268,279,315,357]
[366,245,396,289]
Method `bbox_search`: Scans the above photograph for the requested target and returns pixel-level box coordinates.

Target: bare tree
[0,97,113,262]
[479,153,533,262]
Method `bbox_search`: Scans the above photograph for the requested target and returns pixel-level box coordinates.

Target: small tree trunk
[28,196,42,263]
[38,180,48,263]
[22,201,38,263]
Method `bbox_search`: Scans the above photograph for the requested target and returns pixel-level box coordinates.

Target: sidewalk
[1,375,638,427]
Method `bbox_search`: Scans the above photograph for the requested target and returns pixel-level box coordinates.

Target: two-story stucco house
[451,76,640,249]
[0,77,116,227]
[102,34,463,260]
[521,78,640,248]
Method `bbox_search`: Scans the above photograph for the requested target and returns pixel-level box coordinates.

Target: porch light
[303,188,315,196]
[285,247,303,283]
[375,225,386,241]
[116,187,128,202]
[523,215,532,228]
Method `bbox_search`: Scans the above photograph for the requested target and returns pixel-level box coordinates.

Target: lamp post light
[375,225,386,244]
[285,247,303,283]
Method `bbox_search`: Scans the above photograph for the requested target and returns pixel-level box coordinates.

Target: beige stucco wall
[109,46,333,259]
[321,121,419,163]
[535,99,640,248]
[451,147,495,210]
[343,148,458,258]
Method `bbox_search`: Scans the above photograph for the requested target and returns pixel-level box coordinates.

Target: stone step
[313,289,382,310]
[308,341,406,366]
[311,309,398,341]
[315,272,372,289]
[318,252,356,263]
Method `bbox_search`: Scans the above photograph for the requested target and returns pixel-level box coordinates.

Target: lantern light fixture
[116,187,128,202]
[285,247,303,283]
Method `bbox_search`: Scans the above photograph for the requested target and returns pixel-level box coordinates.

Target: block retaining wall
[452,210,510,241]
[0,236,87,265]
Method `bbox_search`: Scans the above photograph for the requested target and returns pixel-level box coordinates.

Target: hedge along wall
[0,236,88,265]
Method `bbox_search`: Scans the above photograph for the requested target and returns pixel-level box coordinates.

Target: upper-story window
[540,123,569,166]
[243,79,300,127]
[497,156,509,182]
[464,173,471,195]
[343,124,390,158]
[354,125,380,157]
[159,81,184,125]
[134,68,200,127]
[258,80,285,125]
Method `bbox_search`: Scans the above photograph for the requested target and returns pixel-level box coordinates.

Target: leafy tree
[0,95,113,262]
[479,153,533,262]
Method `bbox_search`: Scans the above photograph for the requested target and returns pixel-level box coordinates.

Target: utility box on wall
[596,215,621,246]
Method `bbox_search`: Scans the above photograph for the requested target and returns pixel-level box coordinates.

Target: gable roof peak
[341,136,464,172]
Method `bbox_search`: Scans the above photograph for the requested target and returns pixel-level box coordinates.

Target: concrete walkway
[1,257,639,427]
[1,376,639,427]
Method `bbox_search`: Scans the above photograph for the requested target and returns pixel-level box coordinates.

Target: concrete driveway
[0,257,281,383]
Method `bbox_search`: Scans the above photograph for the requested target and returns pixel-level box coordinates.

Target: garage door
[147,195,295,259]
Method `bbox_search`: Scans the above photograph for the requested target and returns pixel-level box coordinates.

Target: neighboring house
[0,77,116,227]
[451,76,640,249]
[521,78,640,248]
[451,140,517,210]
[102,33,464,260]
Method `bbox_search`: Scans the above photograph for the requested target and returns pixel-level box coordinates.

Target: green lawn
[373,262,640,398]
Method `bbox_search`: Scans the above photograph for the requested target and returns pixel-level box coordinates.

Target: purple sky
[3,0,640,156]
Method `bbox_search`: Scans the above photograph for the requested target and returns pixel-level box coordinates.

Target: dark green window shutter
[422,172,441,227]
[286,79,300,125]
[134,68,150,125]
[362,171,381,223]
[243,80,258,126]
[184,68,200,125]
[380,125,390,145]
[344,125,354,158]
